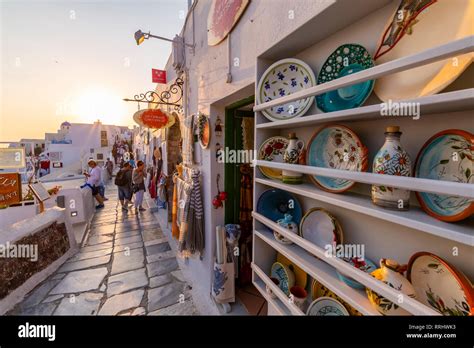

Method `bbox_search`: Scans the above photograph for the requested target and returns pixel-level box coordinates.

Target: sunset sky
[0,0,188,141]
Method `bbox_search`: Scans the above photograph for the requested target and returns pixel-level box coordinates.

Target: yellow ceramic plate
[311,279,361,316]
[374,0,473,101]
[277,253,307,288]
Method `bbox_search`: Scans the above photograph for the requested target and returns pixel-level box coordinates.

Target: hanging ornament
[214,116,223,137]
[213,173,227,209]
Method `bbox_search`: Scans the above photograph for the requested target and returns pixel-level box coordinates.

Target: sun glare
[74,87,127,125]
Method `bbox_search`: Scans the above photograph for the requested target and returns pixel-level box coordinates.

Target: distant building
[9,139,45,156]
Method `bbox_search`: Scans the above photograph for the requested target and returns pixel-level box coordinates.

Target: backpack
[114,170,127,186]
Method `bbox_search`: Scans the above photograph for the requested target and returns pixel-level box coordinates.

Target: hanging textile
[156,173,167,209]
[171,164,183,239]
[238,164,253,285]
[186,169,204,255]
[182,114,195,166]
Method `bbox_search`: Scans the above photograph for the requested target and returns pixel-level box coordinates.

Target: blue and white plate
[257,58,316,121]
[307,297,349,316]
[316,44,374,112]
[256,189,302,225]
[271,262,295,296]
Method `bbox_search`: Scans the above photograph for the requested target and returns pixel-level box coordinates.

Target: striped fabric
[186,170,204,255]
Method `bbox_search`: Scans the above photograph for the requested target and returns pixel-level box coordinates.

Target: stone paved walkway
[8,184,199,316]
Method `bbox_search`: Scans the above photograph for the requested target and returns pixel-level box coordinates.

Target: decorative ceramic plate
[277,253,307,288]
[271,262,295,295]
[307,296,349,316]
[408,252,474,316]
[336,257,377,290]
[299,208,343,249]
[306,125,368,193]
[197,113,210,149]
[414,129,474,222]
[256,189,302,224]
[258,136,289,180]
[374,0,473,101]
[316,44,374,112]
[207,0,250,46]
[257,58,316,121]
[311,279,361,316]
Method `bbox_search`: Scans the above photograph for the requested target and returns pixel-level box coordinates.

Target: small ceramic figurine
[366,259,416,316]
[372,126,412,210]
[274,214,298,245]
[282,132,305,184]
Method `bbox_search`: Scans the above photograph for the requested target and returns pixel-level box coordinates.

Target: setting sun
[74,87,127,125]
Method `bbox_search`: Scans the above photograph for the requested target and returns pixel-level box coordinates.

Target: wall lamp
[134,30,194,49]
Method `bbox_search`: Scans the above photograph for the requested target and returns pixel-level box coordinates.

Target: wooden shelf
[254,161,474,199]
[255,178,474,246]
[252,278,292,316]
[252,264,304,315]
[254,37,473,112]
[253,214,440,315]
[256,89,474,129]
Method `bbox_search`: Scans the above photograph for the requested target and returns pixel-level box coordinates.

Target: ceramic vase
[372,126,412,210]
[290,285,308,310]
[274,214,298,245]
[282,132,305,184]
[366,259,416,316]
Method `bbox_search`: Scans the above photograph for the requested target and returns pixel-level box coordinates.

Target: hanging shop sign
[133,109,176,130]
[0,173,22,206]
[0,148,26,169]
[207,0,250,46]
[152,69,167,84]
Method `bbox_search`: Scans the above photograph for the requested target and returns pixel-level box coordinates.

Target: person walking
[82,159,105,209]
[132,160,146,214]
[115,162,132,212]
[106,158,114,180]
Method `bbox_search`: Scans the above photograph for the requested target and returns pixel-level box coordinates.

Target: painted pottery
[197,113,210,149]
[290,285,308,310]
[366,259,416,316]
[374,0,474,101]
[257,58,316,121]
[282,132,305,184]
[372,126,412,210]
[271,262,295,295]
[207,0,250,46]
[277,253,308,288]
[274,214,298,245]
[307,296,349,316]
[311,279,361,316]
[336,257,378,290]
[316,43,374,112]
[307,125,368,193]
[299,208,343,249]
[408,252,473,316]
[256,189,302,225]
[258,136,289,180]
[266,277,280,299]
[414,129,474,222]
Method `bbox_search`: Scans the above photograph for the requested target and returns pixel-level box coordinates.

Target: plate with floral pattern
[257,58,316,121]
[414,129,474,222]
[316,44,374,112]
[307,296,349,316]
[306,125,368,193]
[258,136,289,180]
[336,256,377,290]
[408,252,473,316]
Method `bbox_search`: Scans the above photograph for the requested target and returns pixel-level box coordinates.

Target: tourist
[129,154,136,168]
[115,162,132,212]
[132,160,146,214]
[106,158,113,180]
[83,159,105,209]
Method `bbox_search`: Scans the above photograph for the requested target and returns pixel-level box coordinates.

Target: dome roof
[61,121,71,127]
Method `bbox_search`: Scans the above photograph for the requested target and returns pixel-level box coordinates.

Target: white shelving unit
[251,1,473,316]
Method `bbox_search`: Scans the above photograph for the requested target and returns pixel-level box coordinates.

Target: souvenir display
[306,125,368,193]
[374,0,474,101]
[316,43,374,112]
[282,132,305,184]
[311,279,361,316]
[290,285,308,310]
[266,277,280,299]
[366,259,416,316]
[299,208,343,249]
[197,113,211,149]
[214,115,223,137]
[277,253,308,288]
[408,252,473,316]
[336,257,378,290]
[372,126,412,210]
[414,129,474,222]
[307,296,349,316]
[257,58,316,121]
[256,189,302,225]
[274,214,298,245]
[271,262,295,295]
[258,136,289,180]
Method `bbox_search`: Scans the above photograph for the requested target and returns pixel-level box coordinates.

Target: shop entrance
[224,96,267,315]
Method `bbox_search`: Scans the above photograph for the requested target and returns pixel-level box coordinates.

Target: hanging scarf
[186,170,204,256]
